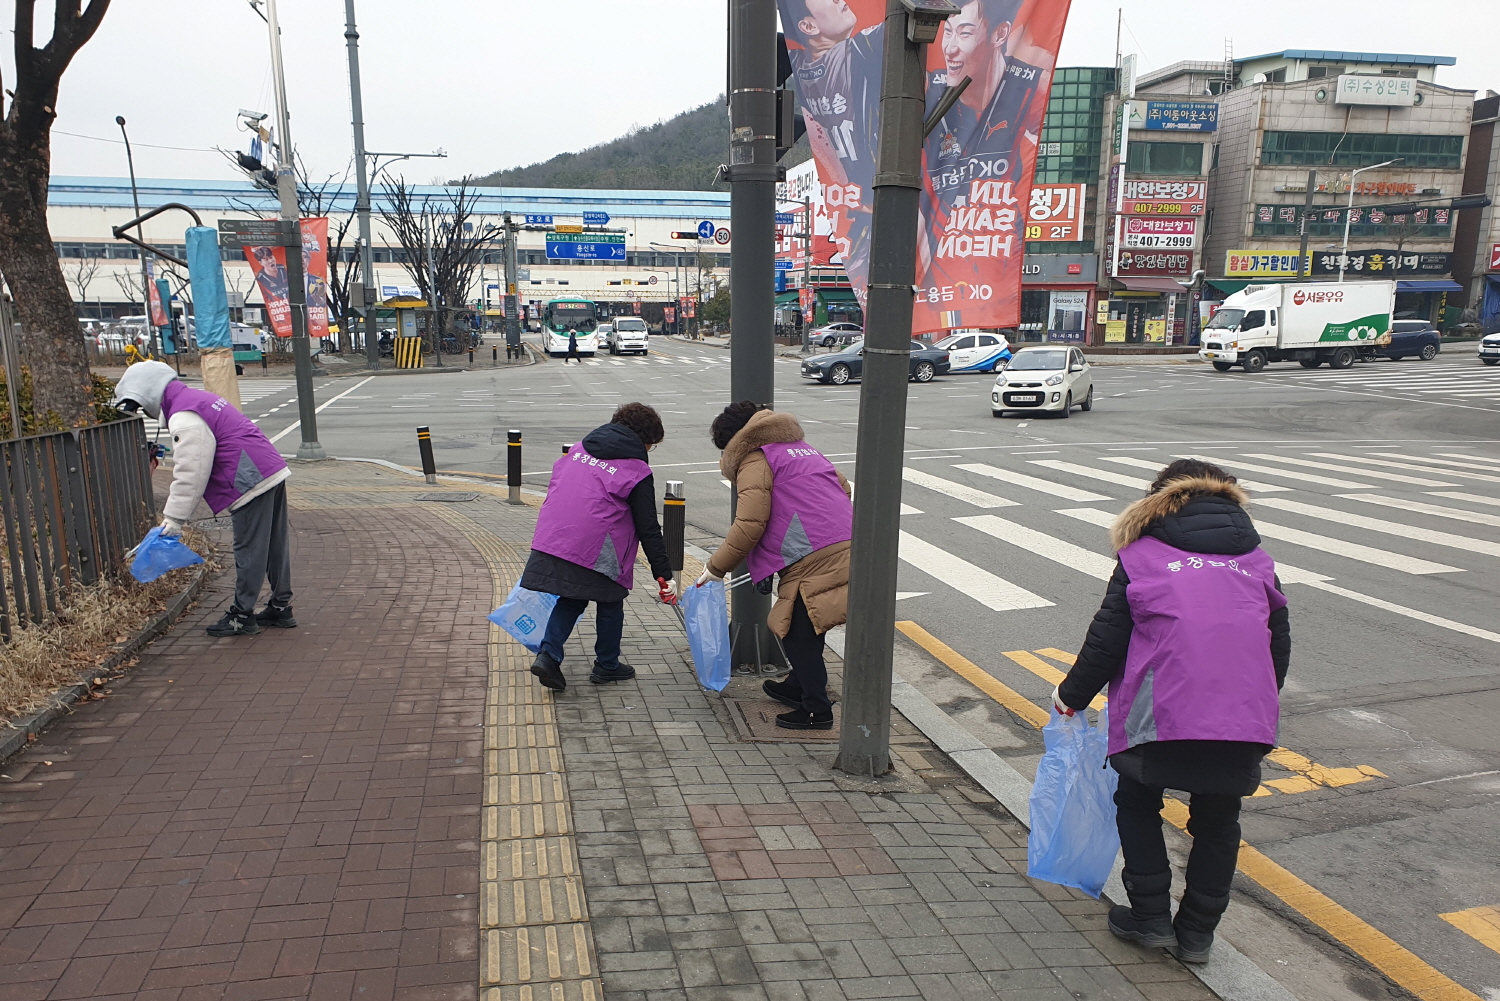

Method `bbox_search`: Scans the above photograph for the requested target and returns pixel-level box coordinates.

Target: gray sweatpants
[229,482,292,613]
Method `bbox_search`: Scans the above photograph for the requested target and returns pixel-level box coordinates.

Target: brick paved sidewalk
[0,461,1216,1001]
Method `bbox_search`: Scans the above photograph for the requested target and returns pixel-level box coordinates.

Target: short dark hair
[1149,458,1236,495]
[976,0,1021,27]
[783,1,812,47]
[611,402,665,447]
[711,400,764,451]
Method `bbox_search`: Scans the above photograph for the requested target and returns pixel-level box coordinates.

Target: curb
[0,561,217,767]
[324,344,539,377]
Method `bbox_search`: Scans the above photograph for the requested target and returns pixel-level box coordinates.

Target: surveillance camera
[238,109,269,123]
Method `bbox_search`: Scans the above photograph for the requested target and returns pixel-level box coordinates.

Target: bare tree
[68,254,103,317]
[379,179,497,351]
[111,269,144,316]
[0,0,113,426]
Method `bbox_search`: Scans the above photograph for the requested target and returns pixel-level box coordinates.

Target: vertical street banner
[242,217,331,339]
[777,0,1072,333]
[147,276,170,328]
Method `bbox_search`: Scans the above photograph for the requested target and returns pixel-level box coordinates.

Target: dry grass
[0,529,219,726]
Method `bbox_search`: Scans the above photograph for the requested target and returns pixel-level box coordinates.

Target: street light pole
[344,0,380,370]
[262,0,326,460]
[114,116,158,358]
[1339,158,1402,283]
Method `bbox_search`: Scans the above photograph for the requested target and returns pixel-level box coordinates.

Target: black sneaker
[590,660,636,685]
[775,708,834,730]
[762,677,801,708]
[255,604,297,629]
[206,608,261,637]
[530,650,566,691]
[1107,905,1177,949]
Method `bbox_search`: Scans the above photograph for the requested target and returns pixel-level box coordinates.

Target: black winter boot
[589,660,636,684]
[206,607,261,637]
[1107,870,1177,949]
[1174,884,1231,963]
[530,650,566,691]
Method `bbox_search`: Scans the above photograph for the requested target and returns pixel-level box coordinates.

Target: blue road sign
[583,211,610,225]
[545,233,626,260]
[775,259,795,271]
[525,214,553,225]
[775,213,796,225]
[697,221,716,240]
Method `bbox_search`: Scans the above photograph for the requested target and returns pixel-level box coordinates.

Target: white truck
[607,316,650,355]
[1199,280,1395,373]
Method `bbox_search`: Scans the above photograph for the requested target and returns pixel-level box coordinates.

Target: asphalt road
[265,337,1500,998]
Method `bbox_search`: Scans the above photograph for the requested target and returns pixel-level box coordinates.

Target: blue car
[1377,320,1441,361]
[934,331,1011,373]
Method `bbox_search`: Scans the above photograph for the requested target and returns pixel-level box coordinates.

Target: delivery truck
[1198,280,1395,372]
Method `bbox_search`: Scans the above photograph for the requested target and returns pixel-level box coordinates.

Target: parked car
[991,345,1093,418]
[800,340,950,385]
[1481,331,1500,366]
[811,322,864,348]
[1377,320,1441,361]
[934,331,1011,373]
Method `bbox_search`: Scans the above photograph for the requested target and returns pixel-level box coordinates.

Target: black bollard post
[663,480,685,593]
[416,425,437,484]
[562,443,572,455]
[507,429,523,505]
[468,348,474,364]
[492,346,498,365]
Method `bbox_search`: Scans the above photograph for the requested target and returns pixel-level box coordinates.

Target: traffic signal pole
[726,0,786,673]
[345,0,380,370]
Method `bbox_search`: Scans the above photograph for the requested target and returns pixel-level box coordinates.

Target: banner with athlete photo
[777,0,1071,334]
[242,217,331,339]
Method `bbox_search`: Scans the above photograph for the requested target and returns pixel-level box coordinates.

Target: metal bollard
[416,425,438,484]
[507,429,523,505]
[492,346,498,365]
[468,348,474,364]
[562,443,572,455]
[663,480,685,594]
[261,354,268,370]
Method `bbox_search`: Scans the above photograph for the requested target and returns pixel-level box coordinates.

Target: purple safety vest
[531,445,652,589]
[160,381,289,516]
[746,441,853,583]
[1108,535,1286,756]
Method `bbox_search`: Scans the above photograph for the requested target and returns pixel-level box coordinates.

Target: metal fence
[0,419,156,641]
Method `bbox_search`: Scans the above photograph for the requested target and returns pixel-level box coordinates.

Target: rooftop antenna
[1114,8,1122,71]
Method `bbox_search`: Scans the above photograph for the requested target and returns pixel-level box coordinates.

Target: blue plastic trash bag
[488,582,559,653]
[1027,706,1120,898]
[129,527,205,583]
[681,579,731,692]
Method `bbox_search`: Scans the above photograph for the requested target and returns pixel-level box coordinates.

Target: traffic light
[670,231,701,241]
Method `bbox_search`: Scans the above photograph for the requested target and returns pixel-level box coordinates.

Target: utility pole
[802,197,813,351]
[726,0,785,672]
[115,116,159,359]
[504,212,520,354]
[836,0,954,778]
[1295,169,1317,278]
[263,0,326,460]
[344,0,379,370]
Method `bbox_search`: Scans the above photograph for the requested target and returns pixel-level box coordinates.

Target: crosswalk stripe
[1375,453,1500,476]
[1256,496,1500,559]
[1302,581,1500,644]
[1028,459,1150,491]
[1438,452,1500,468]
[1254,520,1461,574]
[953,515,1117,580]
[1097,455,1290,493]
[1429,491,1500,509]
[1242,454,1455,487]
[1312,452,1500,485]
[897,531,1053,610]
[1176,454,1375,490]
[955,462,1112,502]
[902,468,1018,508]
[1337,493,1500,529]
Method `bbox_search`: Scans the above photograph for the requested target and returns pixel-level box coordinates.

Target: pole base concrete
[199,349,241,410]
[296,441,329,461]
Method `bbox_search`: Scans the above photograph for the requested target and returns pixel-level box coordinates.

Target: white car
[991,345,1093,418]
[935,331,1011,373]
[812,322,863,348]
[608,317,650,355]
[1480,332,1500,366]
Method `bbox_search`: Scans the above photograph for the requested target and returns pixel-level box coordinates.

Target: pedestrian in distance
[111,361,297,637]
[524,403,677,690]
[697,402,852,730]
[565,328,580,364]
[1053,458,1291,964]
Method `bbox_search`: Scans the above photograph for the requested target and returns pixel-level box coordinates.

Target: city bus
[541,298,600,356]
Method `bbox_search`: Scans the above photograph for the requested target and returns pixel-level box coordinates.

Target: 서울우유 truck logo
[1293,289,1344,305]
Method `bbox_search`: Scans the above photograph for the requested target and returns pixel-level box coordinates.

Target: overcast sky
[11,0,1500,186]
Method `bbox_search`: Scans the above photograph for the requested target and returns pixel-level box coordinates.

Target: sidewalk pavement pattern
[0,461,1215,1001]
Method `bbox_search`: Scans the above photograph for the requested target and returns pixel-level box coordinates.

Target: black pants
[776,596,831,714]
[1115,774,1241,899]
[540,597,624,671]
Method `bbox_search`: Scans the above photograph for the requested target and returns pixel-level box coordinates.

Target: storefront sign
[1311,250,1452,275]
[1224,250,1304,278]
[1025,184,1088,242]
[1104,320,1127,342]
[1115,250,1193,277]
[1144,319,1167,343]
[1336,74,1416,107]
[1121,179,1206,216]
[1490,244,1500,270]
[1129,101,1218,132]
[1047,290,1090,342]
[1022,254,1098,284]
[1122,217,1198,250]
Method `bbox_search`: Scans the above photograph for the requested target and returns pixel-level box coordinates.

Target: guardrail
[0,419,156,640]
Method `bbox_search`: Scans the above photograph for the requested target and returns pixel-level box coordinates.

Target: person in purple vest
[112,361,295,638]
[1054,459,1291,964]
[524,403,677,690]
[696,402,853,730]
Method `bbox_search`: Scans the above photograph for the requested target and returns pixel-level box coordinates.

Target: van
[608,317,650,355]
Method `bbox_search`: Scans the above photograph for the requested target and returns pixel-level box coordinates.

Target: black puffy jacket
[1058,476,1291,796]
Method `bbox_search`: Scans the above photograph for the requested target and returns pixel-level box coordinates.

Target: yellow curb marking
[1440,907,1500,956]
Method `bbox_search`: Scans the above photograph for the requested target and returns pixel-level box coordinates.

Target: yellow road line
[1441,906,1500,956]
[1002,650,1105,711]
[1035,647,1077,666]
[895,622,1049,728]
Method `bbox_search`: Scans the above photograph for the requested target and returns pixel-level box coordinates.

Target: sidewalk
[0,460,1216,1001]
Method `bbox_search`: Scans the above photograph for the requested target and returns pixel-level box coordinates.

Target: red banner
[778,0,1071,334]
[243,217,331,338]
[147,280,170,328]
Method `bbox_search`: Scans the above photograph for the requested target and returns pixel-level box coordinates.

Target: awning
[774,290,801,305]
[1111,277,1186,294]
[817,288,859,303]
[1205,279,1259,296]
[1396,280,1463,293]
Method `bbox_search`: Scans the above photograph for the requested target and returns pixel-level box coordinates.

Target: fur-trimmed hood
[1110,476,1258,555]
[720,409,804,479]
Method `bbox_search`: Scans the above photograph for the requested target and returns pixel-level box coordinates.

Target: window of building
[1381,69,1418,78]
[1251,203,1453,239]
[1264,68,1287,83]
[1125,141,1204,175]
[1306,65,1337,79]
[1260,131,1465,169]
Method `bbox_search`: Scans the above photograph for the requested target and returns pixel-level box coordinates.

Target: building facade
[1451,93,1500,331]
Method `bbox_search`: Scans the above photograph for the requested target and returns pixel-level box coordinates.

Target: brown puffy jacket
[707,410,852,638]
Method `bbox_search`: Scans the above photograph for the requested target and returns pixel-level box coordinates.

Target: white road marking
[897,531,1053,611]
[1096,455,1290,493]
[1256,496,1500,559]
[954,515,1116,580]
[1362,453,1500,480]
[902,468,1018,508]
[1175,454,1375,490]
[1313,452,1500,484]
[1255,521,1460,574]
[955,462,1111,502]
[1338,493,1500,529]
[1438,452,1500,467]
[269,375,377,443]
[1301,581,1500,644]
[1428,491,1500,509]
[1028,459,1150,491]
[1241,453,1455,487]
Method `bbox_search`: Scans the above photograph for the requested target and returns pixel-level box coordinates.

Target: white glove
[695,566,725,588]
[656,577,678,603]
[159,517,183,538]
[1051,686,1076,717]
